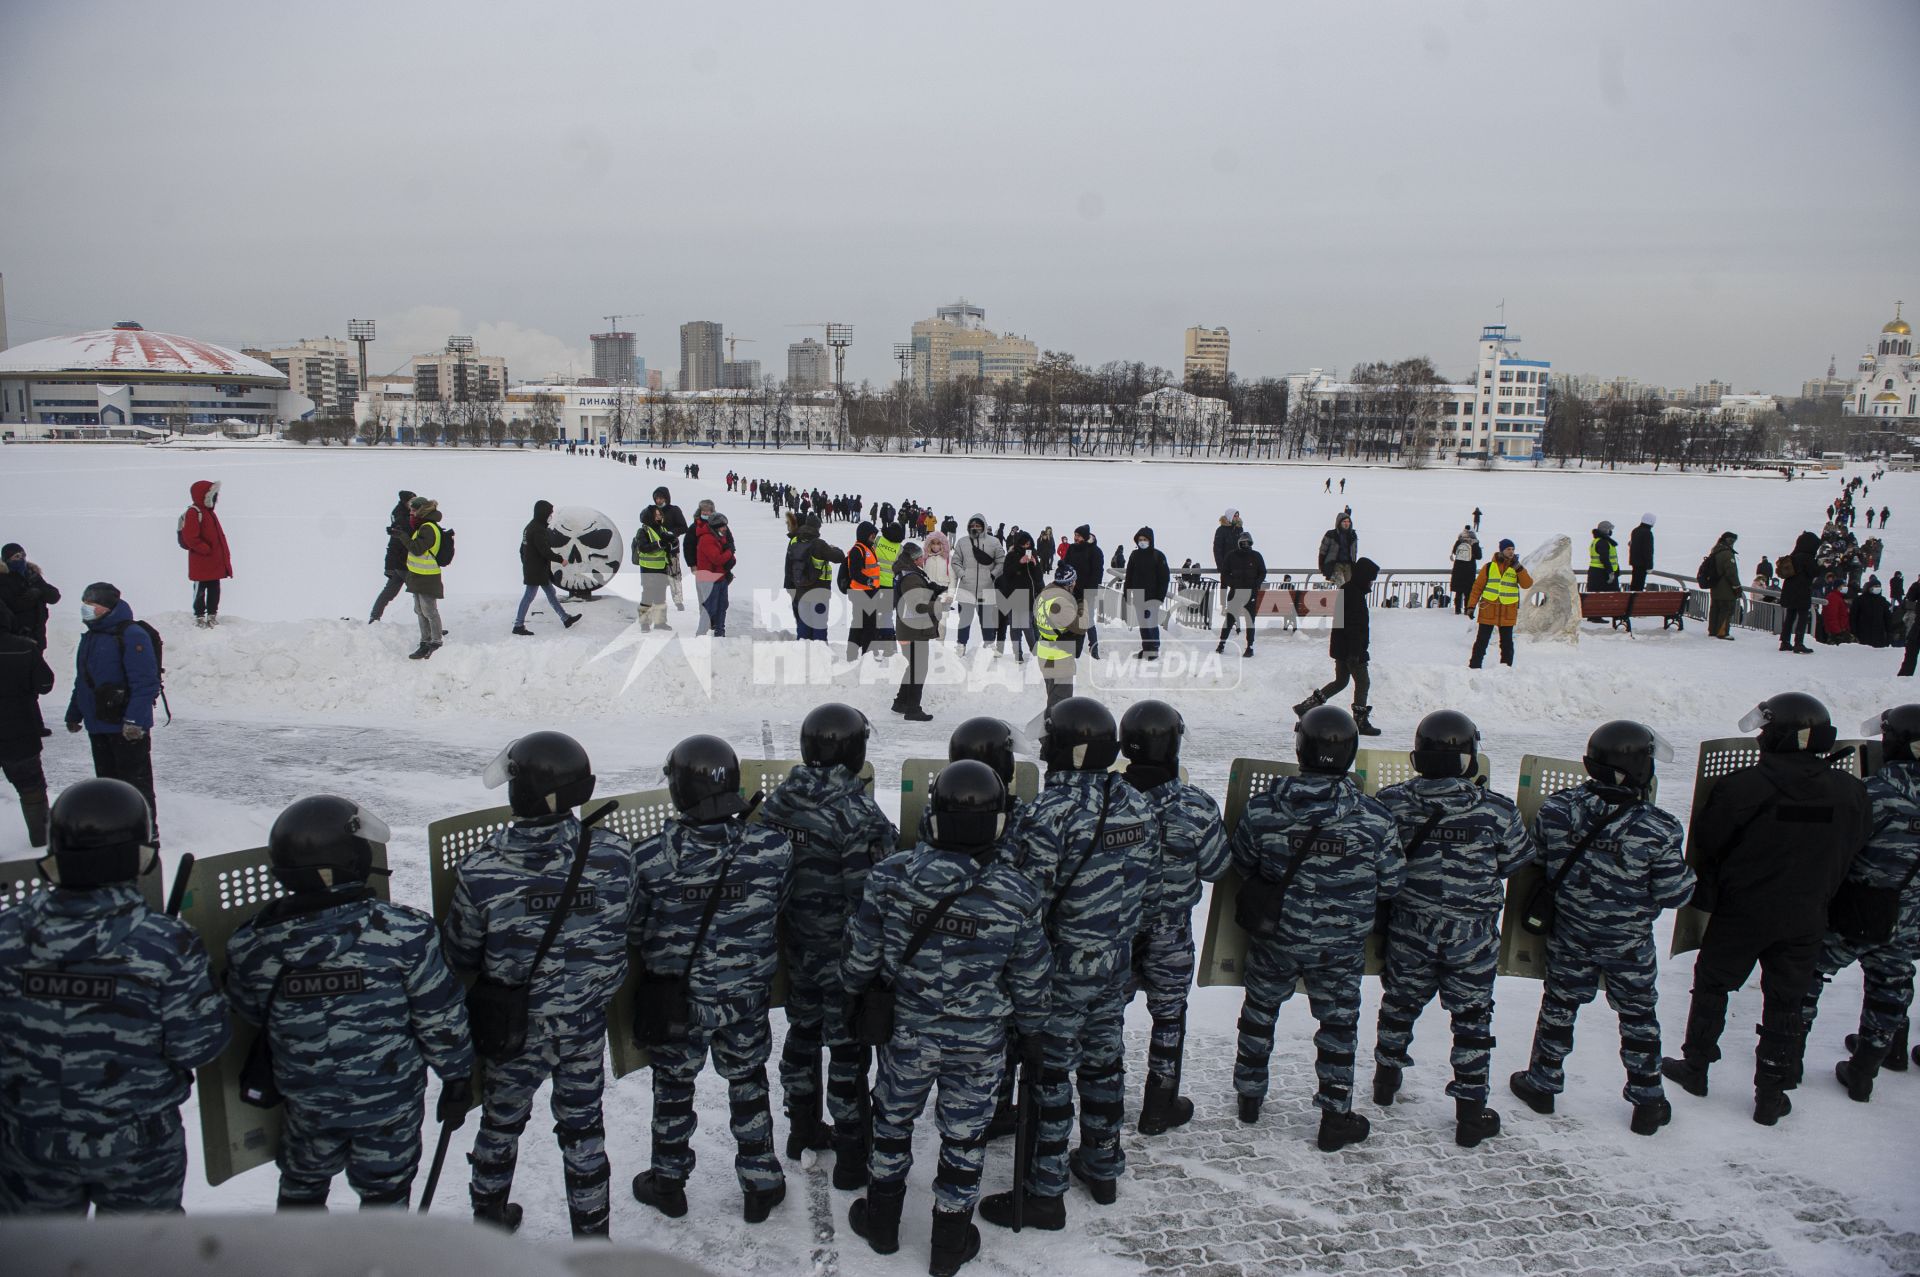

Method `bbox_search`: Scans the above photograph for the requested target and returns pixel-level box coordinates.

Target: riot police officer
[1118,699,1229,1135]
[1230,705,1403,1152]
[844,760,1052,1277]
[630,735,794,1223]
[227,795,473,1208]
[1801,704,1920,1101]
[1663,694,1872,1125]
[762,703,897,1186]
[443,731,635,1236]
[1510,721,1694,1135]
[981,696,1159,1229]
[1371,711,1535,1147]
[0,779,229,1213]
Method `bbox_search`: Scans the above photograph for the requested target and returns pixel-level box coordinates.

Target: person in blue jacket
[65,583,162,842]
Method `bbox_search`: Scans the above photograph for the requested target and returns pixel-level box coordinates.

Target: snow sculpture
[549,506,623,596]
[1516,534,1580,642]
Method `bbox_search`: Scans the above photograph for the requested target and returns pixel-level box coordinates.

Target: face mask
[81,604,98,621]
[1136,540,1149,549]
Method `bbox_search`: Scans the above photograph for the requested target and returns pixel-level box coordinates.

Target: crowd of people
[1,688,1913,1277]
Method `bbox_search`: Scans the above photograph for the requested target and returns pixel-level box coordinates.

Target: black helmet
[801,702,870,772]
[665,734,747,821]
[1120,699,1184,769]
[1740,692,1837,755]
[949,716,1016,786]
[1864,705,1920,764]
[485,731,596,818]
[1583,720,1672,794]
[1041,696,1119,772]
[1296,705,1359,776]
[928,760,1007,854]
[268,795,390,893]
[1412,710,1479,779]
[46,778,154,889]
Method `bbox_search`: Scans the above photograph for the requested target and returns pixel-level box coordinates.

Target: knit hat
[857,520,877,542]
[1053,562,1078,588]
[1,543,22,561]
[408,496,432,512]
[900,541,923,563]
[398,489,416,502]
[81,582,121,608]
[1498,538,1515,551]
[1074,524,1092,539]
[1641,513,1656,525]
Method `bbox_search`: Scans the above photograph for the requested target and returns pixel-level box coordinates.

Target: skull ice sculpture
[549,506,623,595]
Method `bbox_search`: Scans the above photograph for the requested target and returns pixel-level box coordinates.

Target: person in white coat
[952,514,1005,651]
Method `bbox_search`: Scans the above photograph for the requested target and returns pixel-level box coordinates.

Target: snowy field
[3,443,1918,1276]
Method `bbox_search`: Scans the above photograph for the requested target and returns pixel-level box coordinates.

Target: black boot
[1238,1095,1262,1124]
[979,1189,1065,1231]
[832,1126,869,1191]
[1291,690,1324,720]
[1353,705,1382,736]
[1753,1085,1792,1126]
[1316,1108,1370,1152]
[1847,1026,1910,1072]
[786,1092,832,1160]
[1836,1036,1883,1103]
[21,789,48,849]
[743,1179,787,1224]
[631,1170,688,1218]
[471,1190,523,1233]
[929,1207,982,1277]
[1137,1075,1194,1135]
[1509,1070,1554,1114]
[1660,1056,1709,1097]
[1068,1149,1116,1205]
[1629,1098,1672,1136]
[848,1181,905,1254]
[1454,1099,1500,1148]
[1372,1065,1402,1107]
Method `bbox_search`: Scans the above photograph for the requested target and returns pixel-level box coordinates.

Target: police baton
[1012,1055,1036,1232]
[164,853,195,918]
[418,1113,456,1215]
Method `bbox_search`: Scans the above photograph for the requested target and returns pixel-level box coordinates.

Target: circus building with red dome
[0,321,312,439]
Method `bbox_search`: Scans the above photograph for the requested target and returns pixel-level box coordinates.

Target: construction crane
[601,312,643,331]
[725,335,757,360]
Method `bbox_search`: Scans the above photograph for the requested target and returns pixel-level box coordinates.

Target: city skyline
[1,2,1914,396]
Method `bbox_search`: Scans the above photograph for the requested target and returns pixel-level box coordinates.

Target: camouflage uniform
[630,817,793,1193]
[1020,771,1160,1196]
[842,841,1052,1210]
[226,885,474,1207]
[1518,784,1693,1104]
[1127,773,1229,1086]
[762,764,896,1140]
[1372,777,1535,1102]
[1230,773,1404,1113]
[1800,762,1920,1054]
[442,814,636,1229]
[0,882,229,1214]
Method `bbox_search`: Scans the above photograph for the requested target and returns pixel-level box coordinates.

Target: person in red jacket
[692,511,738,637]
[180,479,233,627]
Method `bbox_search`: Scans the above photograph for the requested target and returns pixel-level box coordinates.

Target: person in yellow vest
[1467,539,1532,669]
[631,505,673,632]
[404,496,446,660]
[1035,562,1080,709]
[873,521,905,653]
[1587,521,1620,594]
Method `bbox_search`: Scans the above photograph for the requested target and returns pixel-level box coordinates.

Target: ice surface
[1,444,1915,1274]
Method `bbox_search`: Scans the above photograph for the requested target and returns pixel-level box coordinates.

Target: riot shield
[180,843,392,1186]
[1494,756,1656,979]
[1353,747,1490,796]
[897,759,1042,849]
[1195,757,1298,987]
[0,852,164,913]
[743,759,875,802]
[1669,738,1870,956]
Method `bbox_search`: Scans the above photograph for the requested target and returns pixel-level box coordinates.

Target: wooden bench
[1579,589,1687,633]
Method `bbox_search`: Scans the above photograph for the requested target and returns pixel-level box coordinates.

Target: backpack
[1777,553,1797,580]
[113,619,173,726]
[176,509,192,551]
[835,557,852,595]
[1695,555,1715,589]
[433,526,456,565]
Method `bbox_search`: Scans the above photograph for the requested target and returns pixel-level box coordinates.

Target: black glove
[437,1078,473,1128]
[1015,1033,1046,1077]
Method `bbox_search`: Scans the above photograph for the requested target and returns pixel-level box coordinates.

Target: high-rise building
[1184,325,1230,384]
[260,337,359,418]
[591,331,637,384]
[632,355,648,386]
[646,368,663,391]
[679,321,724,391]
[788,337,831,390]
[1801,355,1852,401]
[909,300,1037,393]
[413,339,507,402]
[721,359,762,390]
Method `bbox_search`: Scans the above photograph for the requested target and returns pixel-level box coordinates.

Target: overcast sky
[2,0,1915,393]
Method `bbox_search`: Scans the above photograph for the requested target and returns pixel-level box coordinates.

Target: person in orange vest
[846,521,884,660]
[1467,540,1532,669]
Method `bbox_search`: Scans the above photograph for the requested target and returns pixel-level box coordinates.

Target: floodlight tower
[348,319,375,402]
[447,334,474,403]
[826,323,853,395]
[892,342,913,392]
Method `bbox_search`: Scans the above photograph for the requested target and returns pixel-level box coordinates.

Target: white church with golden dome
[1849,303,1918,423]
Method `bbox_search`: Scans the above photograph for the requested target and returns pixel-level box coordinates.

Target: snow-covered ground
[2,444,1917,1276]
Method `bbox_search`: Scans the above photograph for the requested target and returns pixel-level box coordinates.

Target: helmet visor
[1737,704,1770,734]
[1861,711,1888,736]
[347,805,392,845]
[1646,728,1676,764]
[483,741,517,790]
